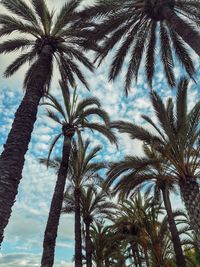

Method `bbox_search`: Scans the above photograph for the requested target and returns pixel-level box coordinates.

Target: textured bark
[162,6,200,56]
[85,221,92,267]
[41,136,72,267]
[0,47,53,245]
[74,188,83,267]
[180,178,200,248]
[162,187,187,267]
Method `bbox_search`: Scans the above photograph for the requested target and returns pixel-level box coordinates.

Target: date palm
[39,84,117,267]
[106,144,187,267]
[111,78,200,247]
[78,0,200,93]
[80,185,117,267]
[61,138,106,267]
[0,0,95,245]
[90,221,126,267]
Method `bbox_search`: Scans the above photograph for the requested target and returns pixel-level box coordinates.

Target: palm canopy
[111,78,200,182]
[0,0,95,91]
[78,0,200,93]
[41,81,117,166]
[106,143,176,197]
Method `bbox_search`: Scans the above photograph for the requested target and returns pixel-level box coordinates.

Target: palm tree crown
[79,0,200,93]
[0,0,94,90]
[42,81,117,165]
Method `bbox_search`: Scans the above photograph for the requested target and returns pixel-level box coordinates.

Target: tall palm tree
[110,78,200,247]
[106,144,187,267]
[0,0,95,244]
[61,138,106,267]
[78,0,200,92]
[79,185,117,267]
[39,86,117,267]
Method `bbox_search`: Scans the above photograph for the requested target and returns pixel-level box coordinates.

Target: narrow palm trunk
[74,188,83,267]
[41,135,73,267]
[131,242,142,267]
[143,247,150,267]
[162,6,200,56]
[85,221,92,267]
[162,187,186,267]
[0,46,53,245]
[180,178,200,248]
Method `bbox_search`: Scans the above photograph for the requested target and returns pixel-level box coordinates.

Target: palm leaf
[1,0,38,26]
[4,49,37,77]
[0,38,32,54]
[160,22,175,87]
[31,0,52,34]
[47,133,62,168]
[0,15,42,37]
[51,0,80,35]
[84,122,117,145]
[145,20,157,88]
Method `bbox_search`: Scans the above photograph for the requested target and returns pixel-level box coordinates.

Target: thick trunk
[162,187,186,267]
[85,221,92,267]
[179,178,200,248]
[162,6,200,56]
[74,188,83,267]
[0,47,53,245]
[41,136,72,267]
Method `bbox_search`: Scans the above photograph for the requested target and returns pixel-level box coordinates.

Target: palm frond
[160,22,175,87]
[0,38,32,54]
[4,49,37,77]
[0,15,42,37]
[1,0,38,26]
[31,0,52,34]
[145,20,157,88]
[77,108,110,127]
[47,133,62,168]
[84,122,117,145]
[74,98,101,118]
[51,0,80,35]
[111,120,163,145]
[176,78,188,131]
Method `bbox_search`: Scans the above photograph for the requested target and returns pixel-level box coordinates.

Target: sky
[0,0,200,266]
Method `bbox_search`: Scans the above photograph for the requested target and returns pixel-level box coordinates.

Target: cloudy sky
[0,0,200,266]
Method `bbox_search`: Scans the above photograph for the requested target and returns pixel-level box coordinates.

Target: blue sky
[0,0,200,266]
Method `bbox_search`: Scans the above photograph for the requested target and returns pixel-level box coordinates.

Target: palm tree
[39,86,117,267]
[0,0,95,244]
[80,185,117,267]
[78,0,200,92]
[106,144,187,267]
[61,139,106,267]
[90,221,126,267]
[110,78,200,247]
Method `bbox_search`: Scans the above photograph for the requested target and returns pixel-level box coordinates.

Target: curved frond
[0,39,32,54]
[1,0,38,26]
[84,122,117,145]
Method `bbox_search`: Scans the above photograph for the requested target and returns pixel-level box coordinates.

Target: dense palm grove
[0,0,200,266]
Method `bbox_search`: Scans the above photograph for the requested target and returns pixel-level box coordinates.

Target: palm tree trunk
[162,187,187,267]
[179,178,200,248]
[0,46,53,245]
[143,247,150,267]
[85,221,92,267]
[161,6,200,56]
[41,135,73,267]
[74,187,83,267]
